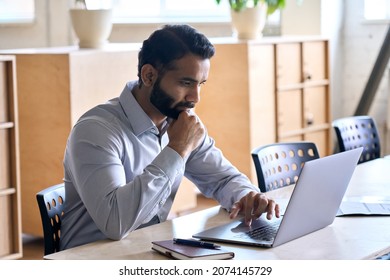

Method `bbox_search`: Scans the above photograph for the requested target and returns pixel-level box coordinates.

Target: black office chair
[36,183,65,255]
[251,142,320,192]
[332,115,381,164]
[377,253,390,260]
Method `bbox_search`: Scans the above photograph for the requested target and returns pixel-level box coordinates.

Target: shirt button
[159,200,165,205]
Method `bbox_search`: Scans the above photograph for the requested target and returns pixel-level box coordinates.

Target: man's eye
[180,80,193,87]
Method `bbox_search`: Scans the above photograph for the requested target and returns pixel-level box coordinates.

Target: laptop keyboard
[234,220,281,241]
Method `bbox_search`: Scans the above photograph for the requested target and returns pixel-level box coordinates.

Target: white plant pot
[70,9,113,48]
[230,4,268,40]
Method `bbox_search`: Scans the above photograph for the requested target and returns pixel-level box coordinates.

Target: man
[60,24,280,250]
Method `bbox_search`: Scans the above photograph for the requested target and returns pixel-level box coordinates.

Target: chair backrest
[251,142,320,192]
[332,115,381,164]
[36,183,65,255]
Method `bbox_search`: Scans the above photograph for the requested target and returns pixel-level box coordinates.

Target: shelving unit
[0,55,22,259]
[198,37,331,184]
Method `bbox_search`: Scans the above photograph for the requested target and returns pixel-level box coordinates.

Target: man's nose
[186,85,201,104]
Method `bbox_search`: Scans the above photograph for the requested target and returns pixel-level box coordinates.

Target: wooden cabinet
[0,55,22,259]
[200,37,331,184]
[275,40,331,156]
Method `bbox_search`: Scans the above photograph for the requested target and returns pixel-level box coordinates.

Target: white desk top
[45,158,390,260]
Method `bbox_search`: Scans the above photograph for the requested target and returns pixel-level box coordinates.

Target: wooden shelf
[277,80,330,91]
[279,123,332,138]
[0,188,17,196]
[0,122,14,129]
[0,55,22,260]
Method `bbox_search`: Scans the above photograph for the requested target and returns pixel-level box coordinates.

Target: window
[110,0,281,35]
[112,0,230,23]
[0,0,35,24]
[364,0,390,20]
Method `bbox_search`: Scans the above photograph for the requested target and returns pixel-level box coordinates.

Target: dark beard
[150,80,194,119]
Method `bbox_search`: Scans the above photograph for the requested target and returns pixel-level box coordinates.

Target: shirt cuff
[152,146,185,183]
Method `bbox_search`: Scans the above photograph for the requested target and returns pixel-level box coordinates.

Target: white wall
[321,0,345,121]
[342,0,390,154]
[0,0,71,49]
[282,0,322,35]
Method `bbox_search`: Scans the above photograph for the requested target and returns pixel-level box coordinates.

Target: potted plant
[70,0,113,48]
[216,0,286,39]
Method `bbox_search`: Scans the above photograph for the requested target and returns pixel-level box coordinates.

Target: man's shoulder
[78,97,122,122]
[77,81,136,124]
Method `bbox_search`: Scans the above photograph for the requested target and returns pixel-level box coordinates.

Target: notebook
[193,148,363,248]
[151,240,234,260]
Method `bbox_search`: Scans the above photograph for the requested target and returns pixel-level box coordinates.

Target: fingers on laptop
[229,192,280,225]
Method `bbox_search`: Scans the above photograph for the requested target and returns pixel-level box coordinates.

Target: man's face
[150,78,194,119]
[149,54,210,119]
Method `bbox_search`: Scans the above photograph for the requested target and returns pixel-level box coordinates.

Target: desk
[45,158,390,260]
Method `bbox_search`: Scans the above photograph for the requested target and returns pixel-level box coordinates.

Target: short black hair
[137,24,215,85]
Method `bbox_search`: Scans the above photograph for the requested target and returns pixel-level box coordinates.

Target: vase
[70,9,113,48]
[230,4,268,40]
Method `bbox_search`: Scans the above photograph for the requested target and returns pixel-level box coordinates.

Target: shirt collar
[119,81,167,137]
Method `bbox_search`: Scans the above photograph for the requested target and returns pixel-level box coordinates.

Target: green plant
[215,0,286,15]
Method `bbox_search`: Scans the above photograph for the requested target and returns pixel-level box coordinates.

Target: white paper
[337,197,390,216]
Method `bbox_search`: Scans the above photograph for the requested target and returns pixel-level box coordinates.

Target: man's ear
[140,64,157,87]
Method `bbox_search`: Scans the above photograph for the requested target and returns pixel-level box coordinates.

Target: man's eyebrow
[180,77,198,82]
[180,77,207,83]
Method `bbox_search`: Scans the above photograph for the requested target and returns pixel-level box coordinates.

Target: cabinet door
[277,90,302,135]
[302,41,327,82]
[303,87,328,128]
[279,135,303,142]
[304,130,329,157]
[276,43,301,87]
[170,178,197,217]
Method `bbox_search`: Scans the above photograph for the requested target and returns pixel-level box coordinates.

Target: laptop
[193,148,363,248]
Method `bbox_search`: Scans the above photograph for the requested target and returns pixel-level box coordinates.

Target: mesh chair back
[251,142,320,192]
[36,183,65,255]
[332,116,380,163]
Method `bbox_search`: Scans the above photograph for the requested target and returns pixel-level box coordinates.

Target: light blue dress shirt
[60,81,259,250]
